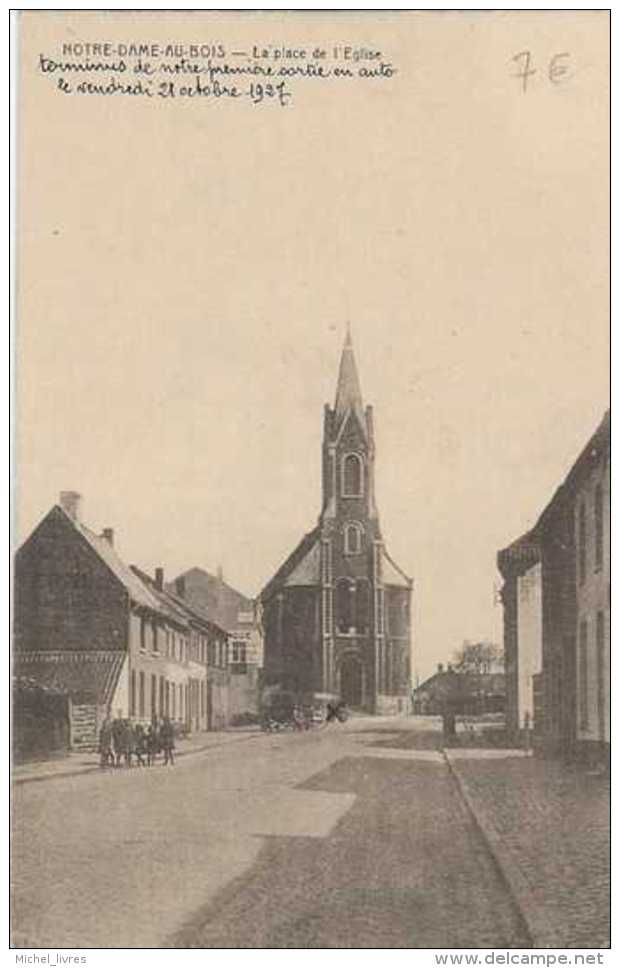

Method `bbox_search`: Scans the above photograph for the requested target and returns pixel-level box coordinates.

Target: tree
[452,640,503,675]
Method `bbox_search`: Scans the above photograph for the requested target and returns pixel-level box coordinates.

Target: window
[596,611,605,740]
[152,620,159,654]
[356,579,370,633]
[159,676,165,717]
[579,619,588,729]
[578,501,586,584]
[342,453,363,497]
[231,641,247,674]
[130,670,136,717]
[171,682,176,719]
[336,578,354,633]
[151,674,157,718]
[139,671,145,718]
[595,484,604,571]
[344,523,363,555]
[140,618,146,653]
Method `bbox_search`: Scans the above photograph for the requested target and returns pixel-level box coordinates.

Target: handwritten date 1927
[158,76,291,105]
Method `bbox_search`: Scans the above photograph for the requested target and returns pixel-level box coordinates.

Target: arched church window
[356,579,370,633]
[344,523,364,555]
[336,578,354,633]
[342,453,363,497]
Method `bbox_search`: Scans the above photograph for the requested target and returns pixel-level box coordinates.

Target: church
[260,331,413,714]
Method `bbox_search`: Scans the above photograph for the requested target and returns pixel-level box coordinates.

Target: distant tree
[452,640,504,675]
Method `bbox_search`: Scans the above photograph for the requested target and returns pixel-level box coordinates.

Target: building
[260,331,413,714]
[13,492,228,754]
[497,533,544,737]
[497,411,610,761]
[167,567,263,721]
[130,566,229,733]
[412,663,505,716]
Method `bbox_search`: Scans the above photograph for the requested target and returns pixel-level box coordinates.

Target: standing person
[146,718,159,766]
[160,715,175,766]
[122,719,134,768]
[98,715,114,768]
[133,723,146,767]
[111,714,125,768]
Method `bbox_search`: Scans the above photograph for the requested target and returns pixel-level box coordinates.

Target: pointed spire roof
[334,326,365,430]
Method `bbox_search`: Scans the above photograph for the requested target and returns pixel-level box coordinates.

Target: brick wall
[15,508,128,654]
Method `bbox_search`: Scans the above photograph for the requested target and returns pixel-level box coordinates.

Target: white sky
[16,11,609,679]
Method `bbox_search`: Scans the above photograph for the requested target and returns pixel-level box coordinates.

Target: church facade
[260,332,413,714]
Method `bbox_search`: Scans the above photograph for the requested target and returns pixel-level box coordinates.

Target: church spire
[334,326,365,430]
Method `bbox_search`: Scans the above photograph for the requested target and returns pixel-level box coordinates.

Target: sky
[16,11,609,680]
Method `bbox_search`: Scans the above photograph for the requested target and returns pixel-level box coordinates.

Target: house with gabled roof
[13,491,228,753]
[498,410,610,762]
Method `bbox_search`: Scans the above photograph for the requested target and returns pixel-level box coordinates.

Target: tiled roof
[134,566,228,638]
[168,568,256,632]
[129,565,191,628]
[260,527,320,602]
[14,650,126,705]
[56,507,164,614]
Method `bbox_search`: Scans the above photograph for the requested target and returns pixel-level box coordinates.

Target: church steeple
[321,329,378,524]
[334,326,366,432]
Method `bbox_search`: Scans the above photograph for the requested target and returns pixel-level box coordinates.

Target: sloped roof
[414,669,505,699]
[55,506,164,614]
[536,409,610,531]
[135,566,228,638]
[129,565,190,628]
[282,538,321,586]
[498,410,610,572]
[166,567,254,632]
[382,548,413,588]
[260,527,321,602]
[334,330,366,433]
[14,650,126,705]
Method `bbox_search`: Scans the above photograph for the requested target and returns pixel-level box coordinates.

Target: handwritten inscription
[511,50,573,93]
[37,42,399,106]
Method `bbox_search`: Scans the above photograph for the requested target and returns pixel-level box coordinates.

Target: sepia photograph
[11,8,610,954]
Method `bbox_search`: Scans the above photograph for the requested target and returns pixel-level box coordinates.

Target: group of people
[98,714,176,768]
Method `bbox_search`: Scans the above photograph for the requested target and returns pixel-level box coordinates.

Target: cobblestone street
[446,752,610,948]
[11,717,608,949]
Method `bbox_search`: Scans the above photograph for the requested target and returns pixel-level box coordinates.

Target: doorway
[340,655,363,707]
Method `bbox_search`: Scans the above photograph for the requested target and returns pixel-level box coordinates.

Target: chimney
[437,663,444,673]
[175,576,186,598]
[155,567,164,591]
[101,528,114,546]
[59,491,82,522]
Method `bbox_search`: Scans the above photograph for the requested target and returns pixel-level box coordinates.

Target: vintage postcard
[12,8,610,954]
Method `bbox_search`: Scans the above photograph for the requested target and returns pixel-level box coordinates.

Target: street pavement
[446,752,610,949]
[11,717,603,949]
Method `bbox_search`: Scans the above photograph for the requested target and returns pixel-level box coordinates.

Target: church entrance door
[340,655,363,707]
